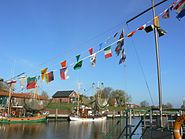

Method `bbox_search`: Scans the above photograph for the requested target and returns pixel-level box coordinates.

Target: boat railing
[106,107,185,139]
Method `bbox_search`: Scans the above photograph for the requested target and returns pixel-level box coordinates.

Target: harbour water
[0,118,141,139]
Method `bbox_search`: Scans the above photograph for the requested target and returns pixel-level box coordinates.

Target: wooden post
[55,108,58,120]
[129,109,132,139]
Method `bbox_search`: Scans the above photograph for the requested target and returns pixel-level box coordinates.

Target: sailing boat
[69,86,108,121]
[0,78,48,123]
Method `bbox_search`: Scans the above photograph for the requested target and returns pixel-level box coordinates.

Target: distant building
[52,90,78,103]
[125,103,140,108]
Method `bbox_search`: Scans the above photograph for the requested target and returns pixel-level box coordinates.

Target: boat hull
[0,115,47,123]
[69,116,107,122]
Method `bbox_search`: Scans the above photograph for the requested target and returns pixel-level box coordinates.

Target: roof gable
[52,90,76,98]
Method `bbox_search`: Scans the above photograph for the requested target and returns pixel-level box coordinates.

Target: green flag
[76,54,80,62]
[26,77,37,89]
[73,60,83,70]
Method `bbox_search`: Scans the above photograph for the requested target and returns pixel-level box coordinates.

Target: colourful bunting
[127,30,136,38]
[26,77,37,89]
[162,9,170,19]
[41,68,48,81]
[74,60,83,70]
[153,16,160,27]
[119,49,126,64]
[104,46,112,59]
[60,60,67,69]
[45,71,54,83]
[60,68,69,80]
[115,30,124,56]
[14,0,183,87]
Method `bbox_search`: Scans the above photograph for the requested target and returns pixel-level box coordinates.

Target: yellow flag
[153,16,159,27]
[45,73,49,83]
[41,68,48,81]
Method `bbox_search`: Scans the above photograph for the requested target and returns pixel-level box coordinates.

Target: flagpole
[152,0,163,128]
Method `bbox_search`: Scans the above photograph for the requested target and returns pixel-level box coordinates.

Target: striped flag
[89,48,96,67]
[26,77,37,89]
[104,46,112,59]
[137,24,146,30]
[127,30,136,38]
[41,68,48,81]
[60,68,69,80]
[174,0,185,13]
[90,53,96,67]
[45,71,54,83]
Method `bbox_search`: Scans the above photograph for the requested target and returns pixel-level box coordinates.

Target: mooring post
[56,108,58,121]
[150,109,153,128]
[125,110,128,139]
[150,109,153,139]
[129,109,132,139]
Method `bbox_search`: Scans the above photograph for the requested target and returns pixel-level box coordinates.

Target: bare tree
[140,100,149,107]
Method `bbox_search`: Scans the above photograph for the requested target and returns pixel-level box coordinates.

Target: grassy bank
[46,102,75,110]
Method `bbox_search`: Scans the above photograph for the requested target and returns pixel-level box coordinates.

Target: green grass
[108,106,126,111]
[46,102,75,110]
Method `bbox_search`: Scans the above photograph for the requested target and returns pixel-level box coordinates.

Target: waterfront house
[52,90,78,103]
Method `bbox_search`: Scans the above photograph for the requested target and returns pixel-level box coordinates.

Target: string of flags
[6,0,185,90]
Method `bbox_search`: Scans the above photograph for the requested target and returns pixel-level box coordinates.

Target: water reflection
[0,118,141,139]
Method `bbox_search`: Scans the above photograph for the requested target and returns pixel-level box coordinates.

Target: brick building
[52,90,78,103]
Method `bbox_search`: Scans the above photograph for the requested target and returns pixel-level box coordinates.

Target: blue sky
[0,0,184,107]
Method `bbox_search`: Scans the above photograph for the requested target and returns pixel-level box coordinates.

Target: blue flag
[176,9,185,20]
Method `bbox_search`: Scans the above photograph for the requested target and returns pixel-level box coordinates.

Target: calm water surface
[0,118,141,139]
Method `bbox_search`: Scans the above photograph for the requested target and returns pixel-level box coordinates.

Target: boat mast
[126,0,166,128]
[7,84,12,116]
[151,0,163,128]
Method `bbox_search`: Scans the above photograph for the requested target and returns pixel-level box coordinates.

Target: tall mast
[126,0,166,128]
[151,0,163,128]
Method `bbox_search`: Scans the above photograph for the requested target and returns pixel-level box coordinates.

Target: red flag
[127,30,136,38]
[137,24,146,30]
[60,68,69,80]
[26,77,37,89]
[60,60,67,69]
[89,48,93,55]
